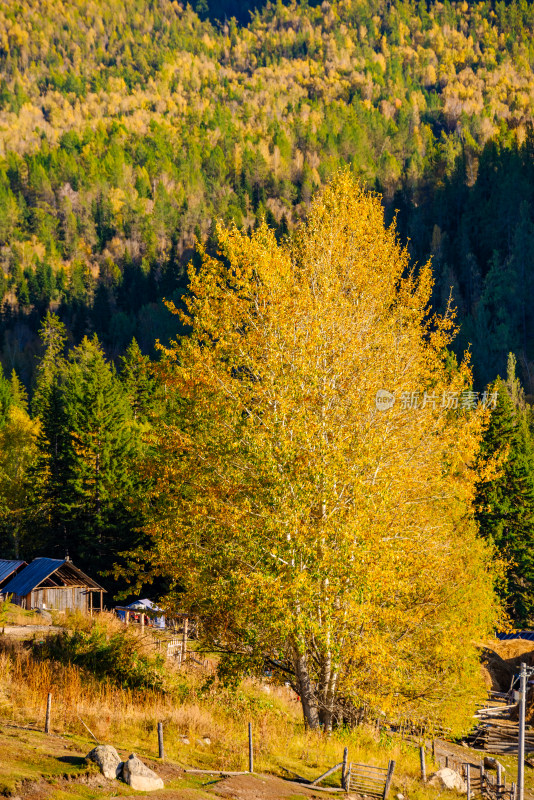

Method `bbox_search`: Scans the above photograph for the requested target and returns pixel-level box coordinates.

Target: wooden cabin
[2,557,105,613]
[0,559,27,595]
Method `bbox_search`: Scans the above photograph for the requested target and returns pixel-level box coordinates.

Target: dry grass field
[0,613,530,799]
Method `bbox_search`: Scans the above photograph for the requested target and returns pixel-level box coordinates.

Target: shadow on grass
[57,755,87,767]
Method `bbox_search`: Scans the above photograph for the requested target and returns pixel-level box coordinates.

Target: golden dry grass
[0,612,479,800]
[0,643,439,791]
[3,602,51,627]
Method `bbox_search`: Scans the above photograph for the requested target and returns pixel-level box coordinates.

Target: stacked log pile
[467,703,534,753]
[469,719,534,753]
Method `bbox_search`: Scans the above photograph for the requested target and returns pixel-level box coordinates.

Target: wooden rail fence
[346,760,395,799]
[434,751,516,799]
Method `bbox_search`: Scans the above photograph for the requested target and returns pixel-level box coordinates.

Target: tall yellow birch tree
[148,174,500,732]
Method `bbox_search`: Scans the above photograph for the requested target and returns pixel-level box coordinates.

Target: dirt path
[2,625,60,638]
[210,773,344,800]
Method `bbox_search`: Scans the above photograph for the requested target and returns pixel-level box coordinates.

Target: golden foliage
[148,174,501,732]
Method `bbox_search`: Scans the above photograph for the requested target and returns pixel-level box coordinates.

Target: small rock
[122,753,164,792]
[180,736,190,745]
[461,741,468,748]
[202,736,211,744]
[395,794,404,800]
[428,767,467,793]
[85,745,122,780]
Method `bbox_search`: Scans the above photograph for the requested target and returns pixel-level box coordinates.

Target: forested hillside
[1,0,534,388]
[5,0,534,729]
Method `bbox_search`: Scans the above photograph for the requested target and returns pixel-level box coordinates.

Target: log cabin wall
[2,558,104,613]
[31,587,90,612]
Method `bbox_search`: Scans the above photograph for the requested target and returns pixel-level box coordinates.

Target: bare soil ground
[210,773,344,800]
[2,625,62,638]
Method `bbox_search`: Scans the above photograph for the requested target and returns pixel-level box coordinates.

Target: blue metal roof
[2,558,66,597]
[497,631,534,641]
[0,559,26,586]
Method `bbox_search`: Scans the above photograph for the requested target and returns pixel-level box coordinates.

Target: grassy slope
[0,722,470,800]
[1,614,533,799]
[0,667,496,799]
[0,725,218,798]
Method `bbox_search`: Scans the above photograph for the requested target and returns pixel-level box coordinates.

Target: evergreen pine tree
[475,360,534,624]
[120,338,157,423]
[60,336,139,571]
[32,311,67,417]
[0,366,13,427]
[9,370,28,411]
[32,379,75,557]
[31,332,142,584]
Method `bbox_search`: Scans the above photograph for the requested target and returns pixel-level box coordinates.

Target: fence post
[248,722,253,773]
[44,693,52,734]
[342,747,348,790]
[420,746,426,782]
[383,760,395,799]
[466,764,470,799]
[497,763,503,799]
[182,616,188,663]
[158,722,164,759]
[446,756,449,769]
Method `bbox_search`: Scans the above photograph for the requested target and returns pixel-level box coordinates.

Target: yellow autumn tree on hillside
[147,173,500,732]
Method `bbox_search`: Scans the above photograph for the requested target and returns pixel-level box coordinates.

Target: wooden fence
[155,637,183,659]
[346,760,395,799]
[433,751,516,799]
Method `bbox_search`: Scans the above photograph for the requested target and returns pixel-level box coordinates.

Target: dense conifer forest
[2,0,534,638]
[1,0,534,386]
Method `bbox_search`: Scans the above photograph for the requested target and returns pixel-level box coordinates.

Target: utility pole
[518,661,529,800]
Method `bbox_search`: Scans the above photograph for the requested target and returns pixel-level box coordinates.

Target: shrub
[34,617,166,691]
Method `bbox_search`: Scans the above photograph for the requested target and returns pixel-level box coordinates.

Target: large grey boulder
[85,745,123,779]
[428,767,467,793]
[122,753,164,791]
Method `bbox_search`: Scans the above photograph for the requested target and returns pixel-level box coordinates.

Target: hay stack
[478,647,516,692]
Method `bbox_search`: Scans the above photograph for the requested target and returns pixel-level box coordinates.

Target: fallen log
[184,769,249,775]
[310,762,343,787]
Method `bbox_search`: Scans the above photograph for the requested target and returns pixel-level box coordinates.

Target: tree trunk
[319,665,339,733]
[294,651,320,729]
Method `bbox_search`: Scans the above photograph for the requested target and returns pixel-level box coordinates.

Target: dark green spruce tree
[32,311,68,417]
[29,314,72,555]
[31,323,145,589]
[120,338,158,424]
[475,356,534,625]
[61,335,139,569]
[0,367,12,427]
